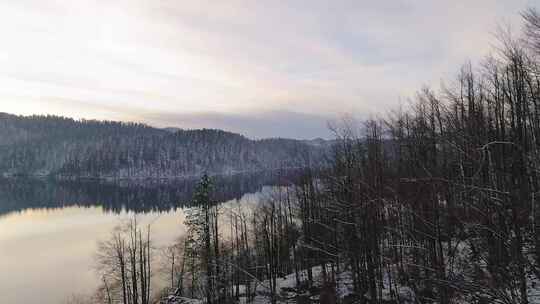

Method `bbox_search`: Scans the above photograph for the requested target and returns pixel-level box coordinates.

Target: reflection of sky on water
[0,178,281,304]
[0,206,185,304]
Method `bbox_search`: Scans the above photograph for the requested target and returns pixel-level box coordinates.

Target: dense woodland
[0,113,323,178]
[68,7,540,304]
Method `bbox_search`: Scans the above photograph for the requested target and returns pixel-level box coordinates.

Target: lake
[0,172,293,304]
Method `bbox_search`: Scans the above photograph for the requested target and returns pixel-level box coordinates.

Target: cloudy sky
[0,0,537,138]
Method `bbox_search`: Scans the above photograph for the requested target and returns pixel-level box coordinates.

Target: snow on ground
[162,264,418,304]
[161,240,540,304]
[161,295,203,304]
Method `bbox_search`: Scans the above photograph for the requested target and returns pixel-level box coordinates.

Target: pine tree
[183,174,219,303]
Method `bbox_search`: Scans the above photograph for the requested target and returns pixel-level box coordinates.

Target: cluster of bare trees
[296,7,540,303]
[95,219,152,304]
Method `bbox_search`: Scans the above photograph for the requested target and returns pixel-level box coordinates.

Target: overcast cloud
[0,0,537,138]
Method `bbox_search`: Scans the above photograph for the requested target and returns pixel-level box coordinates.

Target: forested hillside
[0,113,323,179]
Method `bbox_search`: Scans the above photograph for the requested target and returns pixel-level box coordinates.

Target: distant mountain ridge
[0,113,327,179]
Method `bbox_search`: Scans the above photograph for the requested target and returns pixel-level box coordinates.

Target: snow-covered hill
[0,113,327,179]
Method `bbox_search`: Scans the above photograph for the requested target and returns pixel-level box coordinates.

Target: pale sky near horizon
[0,0,537,138]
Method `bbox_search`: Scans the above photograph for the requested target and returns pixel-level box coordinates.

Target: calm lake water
[0,172,290,304]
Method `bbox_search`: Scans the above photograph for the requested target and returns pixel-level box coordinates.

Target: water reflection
[0,170,299,304]
[0,170,300,215]
[0,206,186,304]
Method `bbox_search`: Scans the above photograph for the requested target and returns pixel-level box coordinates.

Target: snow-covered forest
[0,113,324,179]
[72,8,540,304]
